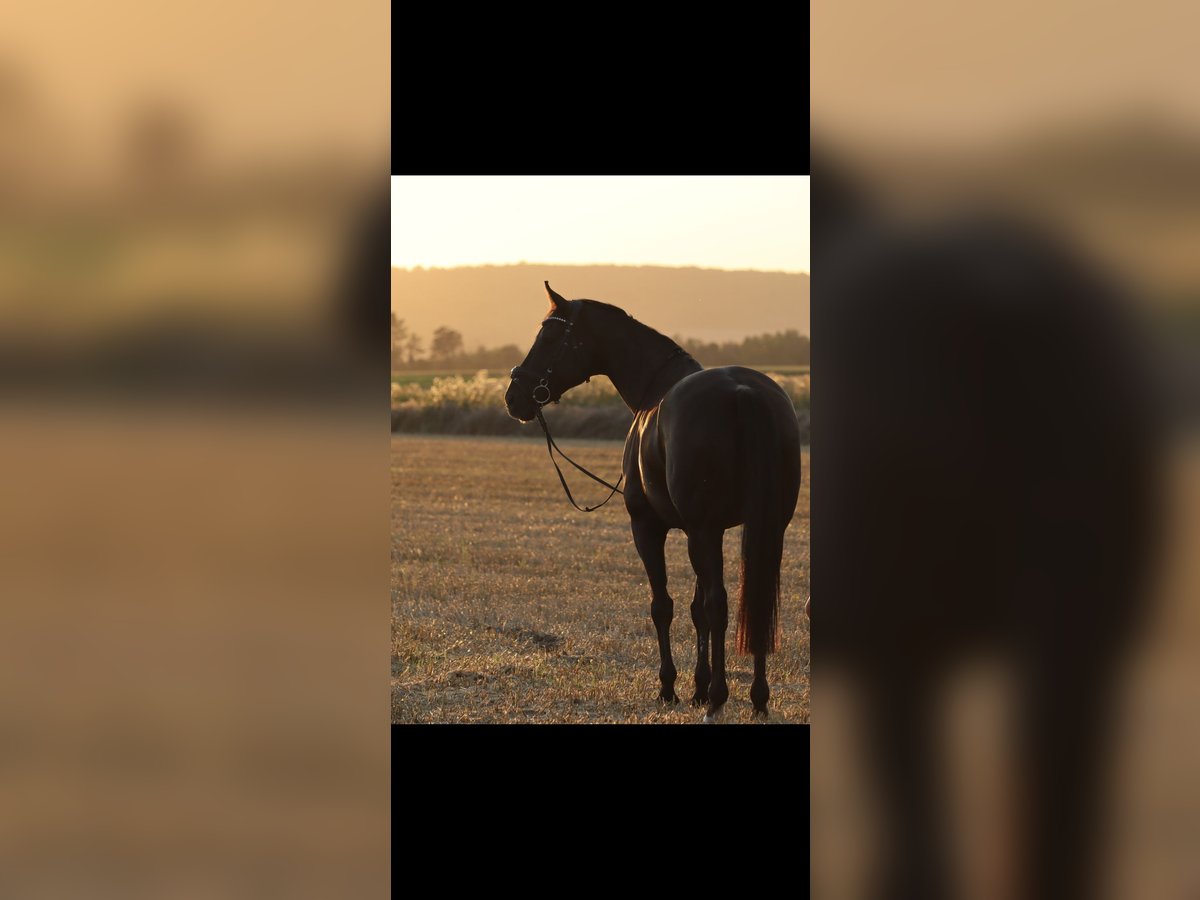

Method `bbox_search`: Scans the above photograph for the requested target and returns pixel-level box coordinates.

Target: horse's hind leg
[751,654,768,716]
[687,528,728,720]
[631,516,678,704]
[689,580,710,706]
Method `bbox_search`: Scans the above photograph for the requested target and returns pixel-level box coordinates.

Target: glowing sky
[5,1,388,174]
[391,176,810,272]
[813,1,1200,149]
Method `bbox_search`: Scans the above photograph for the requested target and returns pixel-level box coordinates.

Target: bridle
[508,301,692,514]
[508,302,581,408]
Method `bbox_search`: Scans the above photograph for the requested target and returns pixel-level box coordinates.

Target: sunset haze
[390,176,810,349]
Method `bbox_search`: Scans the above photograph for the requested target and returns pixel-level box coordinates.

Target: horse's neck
[597,317,699,413]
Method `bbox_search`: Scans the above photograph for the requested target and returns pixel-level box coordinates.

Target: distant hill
[391,264,809,350]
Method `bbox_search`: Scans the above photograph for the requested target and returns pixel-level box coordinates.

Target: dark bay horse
[816,150,1162,898]
[505,282,801,720]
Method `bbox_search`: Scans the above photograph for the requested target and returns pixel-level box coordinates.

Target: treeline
[391,314,809,371]
[673,329,809,367]
[390,315,522,370]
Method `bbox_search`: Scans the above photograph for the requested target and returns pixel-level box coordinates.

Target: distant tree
[123,99,196,187]
[431,327,463,361]
[404,333,424,366]
[390,314,408,371]
[392,328,806,372]
[674,329,809,367]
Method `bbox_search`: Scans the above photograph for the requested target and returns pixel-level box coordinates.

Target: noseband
[509,304,581,407]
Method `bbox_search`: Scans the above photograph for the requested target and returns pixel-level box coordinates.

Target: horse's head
[505,282,599,422]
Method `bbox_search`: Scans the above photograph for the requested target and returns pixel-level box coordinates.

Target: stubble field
[391,434,810,724]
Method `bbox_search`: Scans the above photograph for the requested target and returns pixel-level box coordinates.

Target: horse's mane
[579,299,690,357]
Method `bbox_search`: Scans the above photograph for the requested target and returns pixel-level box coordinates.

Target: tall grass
[392,369,810,410]
[391,369,810,440]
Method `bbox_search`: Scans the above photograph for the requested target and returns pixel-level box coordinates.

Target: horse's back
[657,367,801,529]
[819,215,1160,661]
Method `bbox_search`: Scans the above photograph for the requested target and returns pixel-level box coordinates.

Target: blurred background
[0,3,389,896]
[813,2,1199,898]
[10,0,1200,891]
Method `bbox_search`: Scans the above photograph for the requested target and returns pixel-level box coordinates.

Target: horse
[504,282,802,721]
[815,149,1162,899]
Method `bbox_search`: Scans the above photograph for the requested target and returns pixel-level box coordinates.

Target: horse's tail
[735,386,786,656]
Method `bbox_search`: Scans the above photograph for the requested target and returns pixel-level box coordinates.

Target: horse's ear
[545,281,568,313]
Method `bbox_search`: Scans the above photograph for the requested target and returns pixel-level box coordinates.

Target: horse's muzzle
[503,380,537,423]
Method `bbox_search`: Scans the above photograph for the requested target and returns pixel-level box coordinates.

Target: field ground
[392,434,810,723]
[812,445,1200,896]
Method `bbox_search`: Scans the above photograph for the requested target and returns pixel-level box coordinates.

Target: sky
[390,176,810,273]
[812,1,1200,150]
[4,1,389,176]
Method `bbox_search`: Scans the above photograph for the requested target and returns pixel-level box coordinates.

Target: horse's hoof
[690,693,709,707]
[703,705,724,724]
[752,707,770,719]
[659,692,680,706]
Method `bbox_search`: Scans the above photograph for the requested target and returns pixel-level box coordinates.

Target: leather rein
[509,306,688,513]
[534,408,625,512]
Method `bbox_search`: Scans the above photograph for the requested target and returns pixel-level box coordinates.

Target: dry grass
[392,434,810,724]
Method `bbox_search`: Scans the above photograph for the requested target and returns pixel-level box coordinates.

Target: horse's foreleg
[631,517,677,704]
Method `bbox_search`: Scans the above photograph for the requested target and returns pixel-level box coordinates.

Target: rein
[534,409,625,512]
[528,344,691,513]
